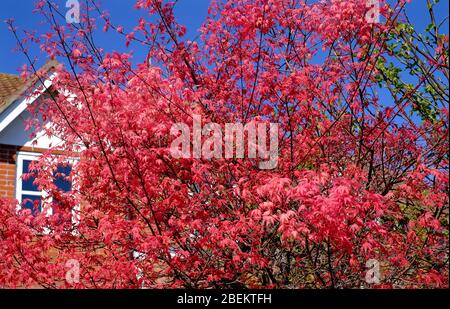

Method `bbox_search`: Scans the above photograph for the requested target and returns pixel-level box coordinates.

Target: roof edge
[0,59,59,114]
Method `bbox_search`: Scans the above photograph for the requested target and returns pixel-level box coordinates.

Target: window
[16,152,42,215]
[52,163,73,222]
[15,151,73,216]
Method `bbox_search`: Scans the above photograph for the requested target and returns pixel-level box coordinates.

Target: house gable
[0,61,60,200]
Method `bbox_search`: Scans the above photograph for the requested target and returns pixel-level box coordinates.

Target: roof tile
[0,60,58,114]
[0,73,24,109]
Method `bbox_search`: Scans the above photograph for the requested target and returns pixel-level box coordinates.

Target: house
[0,60,67,213]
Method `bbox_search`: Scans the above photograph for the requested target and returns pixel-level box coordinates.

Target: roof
[0,73,24,111]
[0,60,59,114]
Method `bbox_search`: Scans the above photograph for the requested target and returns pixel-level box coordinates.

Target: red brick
[0,144,17,199]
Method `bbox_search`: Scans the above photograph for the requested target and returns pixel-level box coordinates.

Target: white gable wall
[0,73,61,149]
[0,108,63,149]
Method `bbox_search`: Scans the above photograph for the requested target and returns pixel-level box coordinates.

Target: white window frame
[15,151,80,226]
[15,151,46,214]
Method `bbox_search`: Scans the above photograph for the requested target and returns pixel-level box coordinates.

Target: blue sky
[0,0,448,75]
[0,0,211,74]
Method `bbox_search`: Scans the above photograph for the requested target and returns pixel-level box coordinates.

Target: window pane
[22,194,41,216]
[22,160,39,192]
[54,164,72,192]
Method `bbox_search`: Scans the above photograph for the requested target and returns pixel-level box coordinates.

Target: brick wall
[0,144,16,200]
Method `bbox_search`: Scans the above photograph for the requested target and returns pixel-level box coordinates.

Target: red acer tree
[0,0,448,288]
